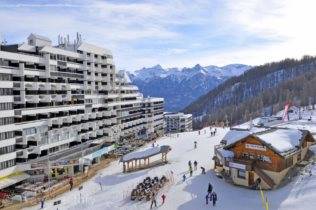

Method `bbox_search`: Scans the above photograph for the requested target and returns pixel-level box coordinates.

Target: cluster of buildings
[164,112,192,133]
[0,34,164,190]
[214,126,315,189]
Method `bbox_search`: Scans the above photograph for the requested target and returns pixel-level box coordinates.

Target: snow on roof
[40,45,80,58]
[77,42,112,56]
[120,145,171,162]
[222,130,251,145]
[257,129,303,154]
[28,33,51,42]
[217,147,234,158]
[18,43,36,52]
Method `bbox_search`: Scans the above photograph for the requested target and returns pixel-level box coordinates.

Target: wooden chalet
[214,128,315,189]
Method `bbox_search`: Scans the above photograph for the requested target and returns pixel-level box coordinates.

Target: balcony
[25,82,38,90]
[25,95,39,103]
[39,95,51,103]
[51,94,62,102]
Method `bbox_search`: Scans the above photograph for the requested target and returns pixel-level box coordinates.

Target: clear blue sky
[1,0,315,71]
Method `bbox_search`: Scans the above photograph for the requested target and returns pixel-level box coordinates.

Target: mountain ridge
[128,63,251,111]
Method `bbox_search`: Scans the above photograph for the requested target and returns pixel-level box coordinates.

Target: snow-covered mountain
[129,64,251,111]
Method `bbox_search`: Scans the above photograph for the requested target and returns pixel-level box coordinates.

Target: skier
[150,192,157,209]
[193,161,198,171]
[205,193,209,205]
[69,177,74,191]
[40,197,45,209]
[99,181,103,191]
[211,191,217,206]
[161,194,166,205]
[194,141,197,149]
[188,160,192,168]
[207,183,213,195]
[189,167,193,177]
[200,166,206,174]
[183,174,186,182]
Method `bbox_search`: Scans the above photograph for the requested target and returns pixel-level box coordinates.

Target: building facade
[214,128,315,189]
[0,34,164,188]
[164,112,192,133]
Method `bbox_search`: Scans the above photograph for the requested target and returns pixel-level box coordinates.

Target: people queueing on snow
[200,166,206,174]
[211,191,217,206]
[161,194,166,205]
[194,141,197,149]
[207,183,213,195]
[183,174,186,182]
[193,161,198,170]
[150,192,157,209]
[69,177,74,191]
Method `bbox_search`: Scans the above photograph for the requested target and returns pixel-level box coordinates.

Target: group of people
[183,160,202,181]
[130,176,168,203]
[205,183,218,206]
[210,128,217,136]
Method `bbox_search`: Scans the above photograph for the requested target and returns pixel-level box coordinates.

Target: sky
[1,0,316,71]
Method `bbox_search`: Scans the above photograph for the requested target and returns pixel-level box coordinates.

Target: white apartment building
[164,112,193,133]
[0,34,164,189]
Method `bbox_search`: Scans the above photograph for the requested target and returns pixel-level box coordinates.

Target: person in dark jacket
[200,167,206,174]
[211,192,217,206]
[207,183,213,195]
[205,194,209,205]
[183,174,186,182]
[193,161,198,170]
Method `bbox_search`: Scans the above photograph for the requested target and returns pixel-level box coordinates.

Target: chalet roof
[256,129,303,154]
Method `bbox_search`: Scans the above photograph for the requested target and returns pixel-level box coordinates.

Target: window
[0,145,15,155]
[237,169,246,179]
[0,131,14,140]
[297,152,301,162]
[0,159,16,170]
[285,157,293,168]
[0,102,12,110]
[0,117,14,126]
[0,88,12,96]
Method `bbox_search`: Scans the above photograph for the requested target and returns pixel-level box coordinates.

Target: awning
[80,145,115,163]
[0,172,30,189]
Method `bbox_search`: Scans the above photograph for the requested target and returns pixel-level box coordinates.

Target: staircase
[253,163,276,189]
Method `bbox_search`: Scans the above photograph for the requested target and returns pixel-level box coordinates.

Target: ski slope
[25,127,316,210]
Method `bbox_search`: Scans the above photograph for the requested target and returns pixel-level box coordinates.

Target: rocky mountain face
[129,64,250,111]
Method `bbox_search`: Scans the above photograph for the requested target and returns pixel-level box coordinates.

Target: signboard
[229,162,246,170]
[245,143,266,151]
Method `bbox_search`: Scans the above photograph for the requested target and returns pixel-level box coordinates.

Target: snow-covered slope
[26,125,316,210]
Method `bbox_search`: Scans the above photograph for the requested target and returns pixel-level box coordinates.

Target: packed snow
[25,127,316,210]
